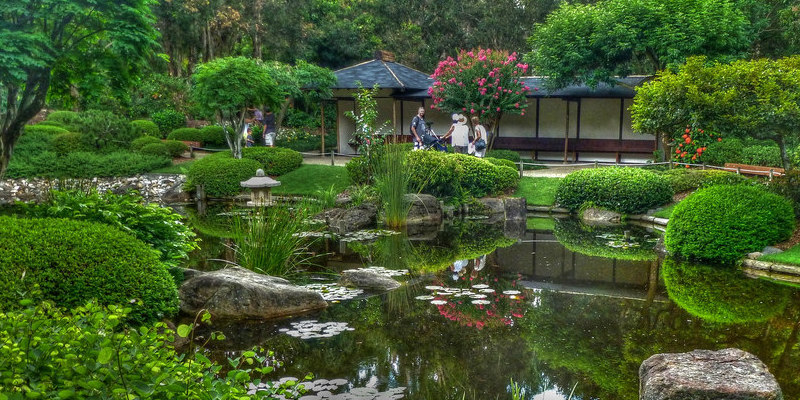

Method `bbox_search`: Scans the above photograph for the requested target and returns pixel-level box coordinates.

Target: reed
[376,144,411,228]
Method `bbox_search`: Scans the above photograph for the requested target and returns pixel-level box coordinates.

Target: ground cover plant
[0,216,178,324]
[555,167,672,214]
[0,300,309,398]
[22,190,198,267]
[513,177,560,206]
[665,185,795,264]
[271,164,349,196]
[760,245,800,267]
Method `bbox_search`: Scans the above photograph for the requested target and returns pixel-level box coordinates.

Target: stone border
[0,174,190,205]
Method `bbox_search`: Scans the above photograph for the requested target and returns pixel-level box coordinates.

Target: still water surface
[185,210,800,400]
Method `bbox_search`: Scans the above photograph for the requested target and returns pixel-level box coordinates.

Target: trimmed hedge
[662,258,789,323]
[658,169,753,193]
[5,151,171,179]
[486,157,516,170]
[24,124,70,136]
[486,149,521,163]
[665,185,795,264]
[556,167,673,214]
[185,154,262,197]
[0,216,179,323]
[406,151,464,198]
[164,140,189,157]
[768,170,800,217]
[130,119,160,137]
[242,147,303,176]
[131,135,163,151]
[50,132,89,154]
[45,110,81,126]
[151,110,185,137]
[199,125,228,147]
[36,120,66,128]
[140,142,170,157]
[167,127,204,143]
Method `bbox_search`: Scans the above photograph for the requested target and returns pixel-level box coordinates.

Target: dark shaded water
[185,209,800,400]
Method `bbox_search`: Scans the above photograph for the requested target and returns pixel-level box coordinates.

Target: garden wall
[0,174,189,205]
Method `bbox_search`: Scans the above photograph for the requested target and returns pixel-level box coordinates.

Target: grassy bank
[514,177,561,206]
[272,164,349,196]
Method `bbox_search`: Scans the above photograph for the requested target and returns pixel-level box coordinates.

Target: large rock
[179,267,327,320]
[581,207,622,225]
[405,194,442,226]
[639,348,783,400]
[319,202,378,233]
[339,269,401,291]
[475,197,527,222]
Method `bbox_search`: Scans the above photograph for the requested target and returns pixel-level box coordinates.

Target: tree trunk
[487,113,501,150]
[276,98,291,133]
[0,71,51,178]
[252,0,263,59]
[777,133,792,171]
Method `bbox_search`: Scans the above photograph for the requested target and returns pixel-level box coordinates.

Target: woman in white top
[442,114,470,153]
[470,116,487,158]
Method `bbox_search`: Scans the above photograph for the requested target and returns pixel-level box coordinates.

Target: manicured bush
[50,132,89,154]
[45,110,81,127]
[768,169,800,217]
[451,154,498,197]
[741,144,782,167]
[23,190,198,266]
[486,149,521,163]
[0,216,179,323]
[5,151,171,179]
[662,258,789,323]
[495,165,521,195]
[131,135,163,151]
[486,157,516,170]
[130,119,160,137]
[274,127,337,152]
[167,127,204,142]
[151,109,185,137]
[164,140,189,157]
[658,168,753,193]
[73,110,139,150]
[242,147,303,176]
[140,142,171,157]
[185,153,262,197]
[36,120,66,128]
[23,124,70,136]
[200,125,228,147]
[665,185,795,264]
[406,151,463,198]
[555,167,673,214]
[346,155,371,185]
[702,137,743,166]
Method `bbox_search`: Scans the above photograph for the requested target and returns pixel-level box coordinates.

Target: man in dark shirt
[410,107,427,149]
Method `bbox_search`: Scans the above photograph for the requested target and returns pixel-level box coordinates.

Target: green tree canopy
[631,56,800,170]
[525,0,753,90]
[0,0,158,177]
[191,56,282,158]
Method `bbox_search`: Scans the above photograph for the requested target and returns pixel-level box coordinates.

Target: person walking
[410,107,427,150]
[442,114,469,154]
[471,116,487,158]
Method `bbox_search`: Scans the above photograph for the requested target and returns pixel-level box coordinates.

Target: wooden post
[669,160,673,169]
[701,163,706,170]
[519,161,524,178]
[320,102,326,154]
[331,150,335,166]
[769,169,774,181]
[563,101,570,163]
[594,160,599,169]
[736,167,741,175]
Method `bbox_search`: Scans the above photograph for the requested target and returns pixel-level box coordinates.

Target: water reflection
[182,210,800,399]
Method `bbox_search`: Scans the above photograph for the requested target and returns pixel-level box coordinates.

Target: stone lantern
[240,169,281,206]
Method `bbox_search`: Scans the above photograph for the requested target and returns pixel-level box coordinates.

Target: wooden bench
[723,163,784,178]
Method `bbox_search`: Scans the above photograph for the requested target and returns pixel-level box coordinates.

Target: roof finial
[374,50,395,62]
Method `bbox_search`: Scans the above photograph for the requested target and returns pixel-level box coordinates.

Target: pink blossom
[470,108,476,114]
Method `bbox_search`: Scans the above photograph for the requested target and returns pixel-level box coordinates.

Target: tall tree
[0,0,158,177]
[526,0,753,90]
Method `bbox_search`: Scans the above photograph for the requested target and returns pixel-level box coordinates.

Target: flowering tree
[429,49,531,148]
[669,126,722,166]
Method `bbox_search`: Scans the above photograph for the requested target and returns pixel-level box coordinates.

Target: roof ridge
[334,59,378,73]
[381,60,405,89]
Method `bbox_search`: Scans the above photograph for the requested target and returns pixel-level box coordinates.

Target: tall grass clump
[376,144,411,228]
[229,204,317,278]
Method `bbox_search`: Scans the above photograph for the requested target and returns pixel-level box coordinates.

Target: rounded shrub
[151,109,185,137]
[36,120,66,128]
[130,119,160,137]
[241,147,303,176]
[665,185,795,264]
[451,154,499,197]
[140,142,171,157]
[46,110,81,126]
[768,170,800,217]
[24,124,70,136]
[199,125,227,147]
[167,127,204,143]
[186,153,262,197]
[703,137,743,166]
[486,149,521,163]
[406,151,463,198]
[485,157,516,170]
[741,145,782,167]
[164,140,189,157]
[346,156,371,185]
[658,169,753,193]
[555,167,673,214]
[662,258,789,324]
[51,132,89,155]
[131,135,163,151]
[0,216,179,323]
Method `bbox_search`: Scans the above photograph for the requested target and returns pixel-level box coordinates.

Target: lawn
[514,177,561,206]
[652,203,678,219]
[272,164,349,196]
[527,217,555,231]
[759,245,800,267]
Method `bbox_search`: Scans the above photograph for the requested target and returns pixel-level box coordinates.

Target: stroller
[419,122,447,152]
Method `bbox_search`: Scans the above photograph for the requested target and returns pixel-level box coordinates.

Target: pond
[184,208,800,400]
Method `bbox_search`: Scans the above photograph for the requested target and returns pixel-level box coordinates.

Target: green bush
[741,144,782,167]
[151,109,185,137]
[486,149,521,163]
[50,132,89,154]
[164,140,189,157]
[131,135,163,151]
[768,169,800,217]
[658,169,753,193]
[73,110,139,150]
[665,185,795,264]
[486,157,517,170]
[23,190,198,267]
[703,137,743,166]
[406,151,463,198]
[168,127,204,142]
[0,301,306,398]
[274,127,337,152]
[346,155,372,185]
[186,153,262,197]
[36,120,66,128]
[662,258,790,323]
[200,125,228,147]
[140,142,171,157]
[402,152,519,198]
[23,124,70,137]
[130,119,160,137]
[6,150,172,179]
[45,110,81,127]
[242,147,303,176]
[556,167,673,214]
[0,216,178,323]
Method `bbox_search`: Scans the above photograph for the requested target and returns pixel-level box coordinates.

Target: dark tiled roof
[521,76,650,98]
[333,60,433,91]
